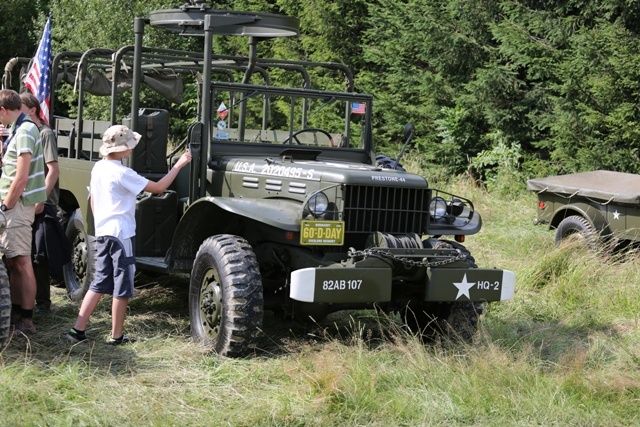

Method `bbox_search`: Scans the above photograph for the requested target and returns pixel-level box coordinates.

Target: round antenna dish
[149,3,299,38]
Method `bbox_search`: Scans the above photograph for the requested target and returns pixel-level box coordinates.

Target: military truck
[7,2,516,356]
[528,170,640,248]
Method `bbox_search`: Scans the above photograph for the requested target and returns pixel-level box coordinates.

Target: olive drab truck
[4,1,516,357]
[528,170,640,248]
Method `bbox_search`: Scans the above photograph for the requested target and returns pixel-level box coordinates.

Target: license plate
[300,220,345,246]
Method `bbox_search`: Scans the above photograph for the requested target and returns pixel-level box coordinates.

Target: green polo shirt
[0,117,47,206]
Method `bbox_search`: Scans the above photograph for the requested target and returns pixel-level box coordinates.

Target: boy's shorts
[89,236,136,298]
[0,201,36,258]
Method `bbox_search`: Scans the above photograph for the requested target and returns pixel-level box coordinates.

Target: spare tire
[375,154,405,171]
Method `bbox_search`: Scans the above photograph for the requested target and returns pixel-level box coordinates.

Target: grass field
[1,178,639,426]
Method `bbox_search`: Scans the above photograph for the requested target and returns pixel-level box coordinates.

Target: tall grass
[1,176,639,426]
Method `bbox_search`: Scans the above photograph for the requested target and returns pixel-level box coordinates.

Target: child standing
[66,125,191,345]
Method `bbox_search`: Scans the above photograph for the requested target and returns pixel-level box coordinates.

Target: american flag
[24,16,52,125]
[351,102,366,115]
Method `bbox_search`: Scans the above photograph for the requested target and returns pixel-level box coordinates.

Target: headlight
[429,196,447,219]
[308,192,329,216]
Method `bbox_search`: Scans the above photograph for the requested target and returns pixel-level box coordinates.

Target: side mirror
[395,123,416,168]
[403,123,416,140]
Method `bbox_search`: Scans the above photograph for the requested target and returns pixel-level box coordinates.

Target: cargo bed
[526,170,640,205]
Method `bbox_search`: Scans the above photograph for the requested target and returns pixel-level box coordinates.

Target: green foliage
[546,20,640,172]
[359,0,501,158]
[50,0,190,51]
[0,0,40,57]
[0,0,44,91]
[469,131,525,196]
[483,2,640,175]
[8,0,640,181]
[172,82,199,138]
[427,106,486,174]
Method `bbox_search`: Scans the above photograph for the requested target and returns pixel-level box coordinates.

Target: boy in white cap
[66,124,191,345]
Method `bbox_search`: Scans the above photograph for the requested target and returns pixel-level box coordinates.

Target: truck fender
[171,196,301,262]
[550,202,610,235]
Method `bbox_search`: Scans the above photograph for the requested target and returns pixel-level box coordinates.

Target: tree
[359,0,499,168]
[0,0,43,90]
[488,1,640,174]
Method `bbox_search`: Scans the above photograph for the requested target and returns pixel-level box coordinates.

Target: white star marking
[452,274,475,300]
[613,210,621,220]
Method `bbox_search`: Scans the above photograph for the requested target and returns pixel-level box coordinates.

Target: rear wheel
[0,261,10,348]
[401,239,484,343]
[189,235,264,357]
[63,210,96,301]
[555,215,598,247]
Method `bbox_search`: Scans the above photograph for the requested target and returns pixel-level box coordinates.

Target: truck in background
[528,170,640,249]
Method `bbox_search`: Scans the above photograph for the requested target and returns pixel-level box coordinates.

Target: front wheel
[189,235,264,357]
[63,210,96,301]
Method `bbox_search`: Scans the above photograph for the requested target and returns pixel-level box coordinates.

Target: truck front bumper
[290,264,516,304]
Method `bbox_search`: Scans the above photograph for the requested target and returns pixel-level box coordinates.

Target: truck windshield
[209,83,371,150]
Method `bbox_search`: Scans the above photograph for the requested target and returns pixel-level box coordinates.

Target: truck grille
[343,185,430,234]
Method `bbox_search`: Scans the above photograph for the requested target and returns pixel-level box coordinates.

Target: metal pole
[200,14,214,198]
[129,17,147,170]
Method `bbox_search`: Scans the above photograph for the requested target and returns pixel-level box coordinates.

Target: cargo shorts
[89,236,136,298]
[0,200,36,258]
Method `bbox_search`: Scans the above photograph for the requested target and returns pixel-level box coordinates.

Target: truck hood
[227,157,428,187]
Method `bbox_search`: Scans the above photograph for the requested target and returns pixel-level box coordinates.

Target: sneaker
[66,328,88,344]
[106,334,134,346]
[15,318,37,334]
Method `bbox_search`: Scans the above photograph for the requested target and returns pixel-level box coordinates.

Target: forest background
[2,0,640,190]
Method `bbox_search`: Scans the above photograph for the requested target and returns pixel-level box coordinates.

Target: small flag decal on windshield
[351,102,366,115]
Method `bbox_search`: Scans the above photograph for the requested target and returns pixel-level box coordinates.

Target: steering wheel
[282,128,334,146]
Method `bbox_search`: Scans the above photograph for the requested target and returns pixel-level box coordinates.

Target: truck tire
[189,234,264,357]
[401,239,484,343]
[0,261,9,349]
[555,215,598,247]
[63,210,96,301]
[375,154,406,171]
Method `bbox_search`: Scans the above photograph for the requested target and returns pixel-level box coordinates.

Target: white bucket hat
[99,125,141,157]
